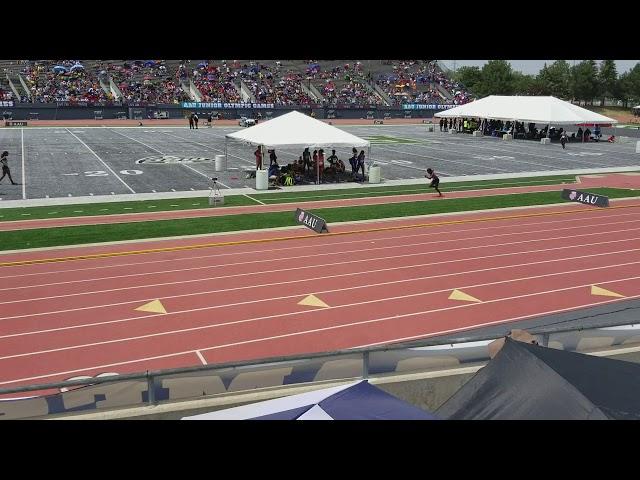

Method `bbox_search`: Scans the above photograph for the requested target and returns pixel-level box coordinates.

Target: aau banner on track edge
[561,189,609,208]
[295,208,329,233]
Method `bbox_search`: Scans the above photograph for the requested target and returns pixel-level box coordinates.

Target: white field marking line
[444,136,607,168]
[64,129,135,194]
[6,217,640,293]
[161,131,254,166]
[3,241,640,333]
[3,267,640,363]
[4,208,639,280]
[108,128,164,155]
[113,128,228,187]
[195,350,207,365]
[5,291,640,387]
[20,129,26,200]
[416,139,572,171]
[375,145,512,173]
[243,194,265,205]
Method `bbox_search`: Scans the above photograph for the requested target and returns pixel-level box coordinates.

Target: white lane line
[195,350,207,365]
[20,128,26,200]
[65,128,135,194]
[7,290,638,387]
[244,194,265,205]
[2,236,639,326]
[2,270,640,365]
[4,209,640,281]
[4,247,640,341]
[6,218,640,292]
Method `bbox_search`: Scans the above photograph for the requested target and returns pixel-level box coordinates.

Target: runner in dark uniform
[0,151,17,185]
[425,168,442,197]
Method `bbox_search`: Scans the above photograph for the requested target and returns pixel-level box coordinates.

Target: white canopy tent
[434,96,618,125]
[225,110,370,184]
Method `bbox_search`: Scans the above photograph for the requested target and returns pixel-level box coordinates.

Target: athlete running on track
[425,168,442,197]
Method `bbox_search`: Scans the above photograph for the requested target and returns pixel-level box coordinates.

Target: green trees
[449,60,639,107]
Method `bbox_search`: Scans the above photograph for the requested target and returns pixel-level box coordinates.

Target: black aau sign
[562,189,609,208]
[4,121,27,127]
[295,208,329,233]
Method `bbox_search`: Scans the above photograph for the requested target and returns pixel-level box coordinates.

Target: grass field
[0,174,581,222]
[2,187,638,252]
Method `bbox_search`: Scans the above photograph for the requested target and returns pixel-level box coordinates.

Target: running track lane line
[64,128,136,194]
[2,202,640,267]
[5,208,640,279]
[3,246,639,339]
[2,287,640,386]
[4,227,639,307]
[6,216,640,291]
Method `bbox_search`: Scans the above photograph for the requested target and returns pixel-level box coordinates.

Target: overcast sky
[439,60,639,75]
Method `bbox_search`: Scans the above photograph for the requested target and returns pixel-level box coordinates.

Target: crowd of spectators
[9,60,472,106]
[376,60,472,105]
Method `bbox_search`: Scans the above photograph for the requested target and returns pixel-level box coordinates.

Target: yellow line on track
[1,203,639,267]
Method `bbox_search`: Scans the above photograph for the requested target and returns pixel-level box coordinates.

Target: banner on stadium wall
[182,102,276,109]
[0,100,14,107]
[401,104,459,110]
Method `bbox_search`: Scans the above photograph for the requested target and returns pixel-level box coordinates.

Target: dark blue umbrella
[197,62,207,68]
[144,60,156,67]
[70,63,84,71]
[53,65,68,73]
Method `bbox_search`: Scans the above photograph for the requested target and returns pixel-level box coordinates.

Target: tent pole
[224,137,227,166]
[317,147,319,185]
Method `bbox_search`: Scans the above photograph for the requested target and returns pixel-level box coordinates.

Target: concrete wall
[2,104,438,121]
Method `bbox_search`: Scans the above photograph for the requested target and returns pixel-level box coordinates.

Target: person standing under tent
[254,145,263,170]
[349,147,358,178]
[302,147,312,174]
[269,149,278,166]
[356,150,366,182]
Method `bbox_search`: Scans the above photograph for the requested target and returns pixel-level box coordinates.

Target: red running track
[1,200,640,390]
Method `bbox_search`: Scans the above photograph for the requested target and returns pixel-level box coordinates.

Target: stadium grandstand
[0,59,473,107]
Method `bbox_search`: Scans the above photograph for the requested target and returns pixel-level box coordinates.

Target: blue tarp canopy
[52,65,68,73]
[70,63,84,71]
[183,380,437,420]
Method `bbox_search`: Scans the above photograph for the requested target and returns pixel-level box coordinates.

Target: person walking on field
[0,151,17,185]
[193,113,199,129]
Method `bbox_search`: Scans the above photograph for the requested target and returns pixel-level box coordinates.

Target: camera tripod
[208,178,224,206]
